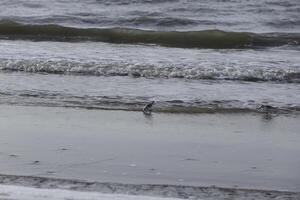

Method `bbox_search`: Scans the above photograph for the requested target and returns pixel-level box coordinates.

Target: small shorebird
[258,105,276,113]
[143,101,155,115]
[258,104,276,120]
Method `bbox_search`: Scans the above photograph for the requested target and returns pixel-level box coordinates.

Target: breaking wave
[0,20,299,49]
[0,60,299,83]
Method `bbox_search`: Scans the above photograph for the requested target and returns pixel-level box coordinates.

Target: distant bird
[258,105,276,113]
[143,101,155,115]
[258,104,276,120]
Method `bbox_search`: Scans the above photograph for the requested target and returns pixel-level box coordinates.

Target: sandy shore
[0,184,183,200]
[0,105,299,195]
[1,175,300,200]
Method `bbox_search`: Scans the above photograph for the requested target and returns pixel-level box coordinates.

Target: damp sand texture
[0,105,299,192]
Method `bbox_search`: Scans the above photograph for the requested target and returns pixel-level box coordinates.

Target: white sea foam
[0,40,299,82]
[1,59,299,82]
[0,184,184,200]
[0,174,299,200]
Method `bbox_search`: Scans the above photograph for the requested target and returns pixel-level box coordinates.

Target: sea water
[0,0,299,113]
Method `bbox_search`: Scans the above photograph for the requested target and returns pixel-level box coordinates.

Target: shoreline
[0,105,300,193]
[1,174,300,200]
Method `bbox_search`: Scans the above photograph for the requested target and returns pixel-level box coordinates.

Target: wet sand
[0,184,183,200]
[0,105,299,192]
[1,175,300,200]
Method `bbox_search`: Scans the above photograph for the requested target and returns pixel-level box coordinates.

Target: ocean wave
[0,20,299,49]
[119,16,199,27]
[95,0,179,5]
[0,90,298,114]
[0,60,299,83]
[6,15,201,28]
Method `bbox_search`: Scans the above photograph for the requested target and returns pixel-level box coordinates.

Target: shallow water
[0,72,299,113]
[0,39,299,113]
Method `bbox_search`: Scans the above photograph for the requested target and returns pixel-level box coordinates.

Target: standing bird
[143,101,155,115]
[258,104,276,113]
[258,104,276,120]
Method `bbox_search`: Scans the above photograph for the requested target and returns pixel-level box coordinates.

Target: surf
[0,20,299,49]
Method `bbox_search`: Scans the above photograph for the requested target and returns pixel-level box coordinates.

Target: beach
[0,105,300,199]
[0,0,300,199]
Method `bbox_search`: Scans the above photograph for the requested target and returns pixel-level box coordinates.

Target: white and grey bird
[258,105,276,113]
[143,101,155,115]
[258,104,277,120]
